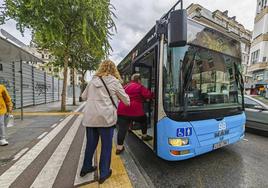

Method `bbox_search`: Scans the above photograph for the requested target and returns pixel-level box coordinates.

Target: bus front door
[132,64,155,149]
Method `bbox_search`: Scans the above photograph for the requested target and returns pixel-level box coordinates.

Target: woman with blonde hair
[80,60,130,184]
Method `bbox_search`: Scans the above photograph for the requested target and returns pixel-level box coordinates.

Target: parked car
[242,95,268,131]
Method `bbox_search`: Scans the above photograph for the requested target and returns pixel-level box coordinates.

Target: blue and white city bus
[117,0,245,161]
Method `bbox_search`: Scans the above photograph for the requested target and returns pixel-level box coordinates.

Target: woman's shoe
[115,146,125,155]
[142,135,153,141]
[99,169,112,184]
[0,139,8,146]
[80,166,97,177]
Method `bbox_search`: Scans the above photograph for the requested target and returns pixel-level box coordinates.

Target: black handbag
[99,76,117,109]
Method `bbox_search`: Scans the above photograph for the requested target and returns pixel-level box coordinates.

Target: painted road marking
[12,148,29,161]
[80,141,133,188]
[37,132,48,140]
[243,138,249,142]
[31,115,82,188]
[0,103,85,188]
[11,112,83,116]
[0,115,73,188]
[59,118,64,121]
[74,133,95,187]
[51,123,58,128]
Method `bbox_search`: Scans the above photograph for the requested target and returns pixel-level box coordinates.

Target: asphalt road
[125,130,268,188]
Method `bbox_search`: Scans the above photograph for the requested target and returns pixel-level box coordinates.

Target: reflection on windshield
[163,45,242,112]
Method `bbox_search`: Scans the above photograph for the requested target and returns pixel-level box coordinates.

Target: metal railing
[0,61,63,119]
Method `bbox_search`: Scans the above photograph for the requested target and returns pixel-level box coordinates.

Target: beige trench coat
[81,75,130,127]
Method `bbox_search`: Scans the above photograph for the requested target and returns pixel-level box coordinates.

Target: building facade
[0,29,82,96]
[248,0,268,97]
[0,29,63,108]
[187,4,252,80]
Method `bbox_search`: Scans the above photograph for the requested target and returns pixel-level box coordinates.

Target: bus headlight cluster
[168,138,189,146]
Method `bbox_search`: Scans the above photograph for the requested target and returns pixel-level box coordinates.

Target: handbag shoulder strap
[99,76,117,109]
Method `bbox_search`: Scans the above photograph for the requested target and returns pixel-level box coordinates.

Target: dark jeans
[117,115,147,145]
[82,126,114,179]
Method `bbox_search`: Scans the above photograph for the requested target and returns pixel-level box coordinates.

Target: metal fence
[0,61,63,109]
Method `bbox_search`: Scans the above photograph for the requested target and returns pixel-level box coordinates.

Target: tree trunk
[72,65,76,105]
[79,71,86,102]
[61,54,68,112]
[81,71,86,92]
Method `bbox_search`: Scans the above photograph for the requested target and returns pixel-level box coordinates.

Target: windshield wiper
[182,52,197,117]
[234,63,245,109]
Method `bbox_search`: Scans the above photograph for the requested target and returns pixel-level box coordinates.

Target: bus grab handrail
[160,0,183,20]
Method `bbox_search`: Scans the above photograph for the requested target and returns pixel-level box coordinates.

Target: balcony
[248,62,268,72]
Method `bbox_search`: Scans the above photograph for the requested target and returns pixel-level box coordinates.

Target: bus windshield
[163,44,243,113]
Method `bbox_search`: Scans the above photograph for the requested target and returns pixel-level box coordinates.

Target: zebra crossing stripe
[12,148,29,161]
[30,115,82,188]
[74,133,95,186]
[37,132,48,140]
[0,103,85,188]
[51,123,58,128]
[0,115,73,188]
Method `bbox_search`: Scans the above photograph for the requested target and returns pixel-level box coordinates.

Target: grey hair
[131,73,141,82]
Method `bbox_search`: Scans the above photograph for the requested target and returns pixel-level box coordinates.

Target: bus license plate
[213,140,228,149]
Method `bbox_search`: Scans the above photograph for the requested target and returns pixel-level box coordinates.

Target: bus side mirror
[168,9,187,47]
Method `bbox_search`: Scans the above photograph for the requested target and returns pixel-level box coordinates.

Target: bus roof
[118,17,241,69]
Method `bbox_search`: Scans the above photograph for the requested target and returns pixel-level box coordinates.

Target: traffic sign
[177,127,192,137]
[177,128,185,137]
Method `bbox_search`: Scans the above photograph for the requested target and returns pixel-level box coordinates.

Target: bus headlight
[242,124,245,132]
[168,138,189,146]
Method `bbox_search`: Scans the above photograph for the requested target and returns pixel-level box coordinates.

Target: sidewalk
[0,99,136,188]
[80,142,132,188]
[0,98,82,166]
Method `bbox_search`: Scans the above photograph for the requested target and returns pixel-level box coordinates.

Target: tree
[76,55,100,94]
[1,0,116,111]
[68,36,102,105]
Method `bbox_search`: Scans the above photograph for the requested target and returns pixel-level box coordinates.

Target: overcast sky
[0,0,256,64]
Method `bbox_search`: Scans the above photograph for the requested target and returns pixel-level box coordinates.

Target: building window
[251,50,260,64]
[263,57,267,62]
[0,63,2,71]
[214,17,227,27]
[228,25,238,34]
[245,44,249,52]
[256,74,264,81]
[262,0,267,8]
[42,54,44,58]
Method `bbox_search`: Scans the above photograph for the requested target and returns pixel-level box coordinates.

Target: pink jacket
[117,81,153,117]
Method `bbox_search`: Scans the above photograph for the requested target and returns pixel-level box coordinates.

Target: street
[125,130,268,188]
[0,103,132,188]
[0,100,267,188]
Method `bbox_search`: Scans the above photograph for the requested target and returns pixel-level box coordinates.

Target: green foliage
[1,0,116,110]
[1,0,115,60]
